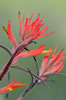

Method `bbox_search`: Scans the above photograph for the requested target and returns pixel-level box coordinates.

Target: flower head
[0,78,27,94]
[38,45,66,83]
[2,12,54,64]
[18,12,54,42]
[2,12,54,55]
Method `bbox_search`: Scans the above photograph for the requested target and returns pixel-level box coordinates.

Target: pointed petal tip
[38,13,40,17]
[18,11,20,15]
[64,57,66,59]
[8,20,10,23]
[2,25,8,34]
[16,83,27,87]
[11,78,16,84]
[51,32,55,34]
[46,25,48,27]
[22,83,27,87]
[13,78,16,80]
[31,12,33,16]
[8,20,10,28]
[55,44,57,48]
[64,51,66,53]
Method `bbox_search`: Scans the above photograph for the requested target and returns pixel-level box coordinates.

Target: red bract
[0,78,27,94]
[2,21,17,48]
[12,44,45,63]
[38,45,66,82]
[18,12,54,42]
[12,44,53,63]
[2,12,54,55]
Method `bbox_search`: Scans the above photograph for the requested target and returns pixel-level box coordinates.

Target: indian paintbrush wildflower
[0,78,27,94]
[0,12,54,82]
[38,45,66,83]
[0,12,66,100]
[18,12,54,41]
[2,12,54,64]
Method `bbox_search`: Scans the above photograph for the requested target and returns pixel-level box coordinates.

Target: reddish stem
[0,49,18,80]
[0,40,29,81]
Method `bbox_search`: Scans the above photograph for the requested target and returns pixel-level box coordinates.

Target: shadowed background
[0,0,66,100]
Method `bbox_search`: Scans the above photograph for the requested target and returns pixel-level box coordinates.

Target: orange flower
[0,78,27,94]
[39,45,66,82]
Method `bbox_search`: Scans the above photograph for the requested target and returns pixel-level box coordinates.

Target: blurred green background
[0,0,66,100]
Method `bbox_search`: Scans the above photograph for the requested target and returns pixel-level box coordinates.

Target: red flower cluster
[2,12,54,64]
[0,78,27,94]
[38,45,66,82]
[18,12,54,41]
[0,12,66,95]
